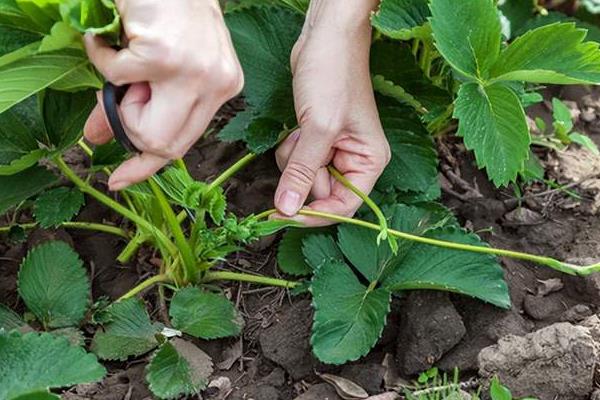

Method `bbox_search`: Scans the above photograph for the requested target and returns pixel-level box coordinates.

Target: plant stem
[149,179,197,283]
[255,208,595,276]
[0,221,129,238]
[117,231,147,263]
[203,270,299,288]
[118,274,172,301]
[53,155,179,257]
[207,152,257,192]
[327,166,397,253]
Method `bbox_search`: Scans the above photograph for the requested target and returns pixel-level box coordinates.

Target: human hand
[273,0,390,226]
[83,0,243,190]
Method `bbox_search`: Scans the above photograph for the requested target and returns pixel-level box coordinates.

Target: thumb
[275,129,333,216]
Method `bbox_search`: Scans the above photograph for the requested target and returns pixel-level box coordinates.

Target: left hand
[273,0,390,226]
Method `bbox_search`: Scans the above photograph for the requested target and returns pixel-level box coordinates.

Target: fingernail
[109,180,129,191]
[278,190,301,216]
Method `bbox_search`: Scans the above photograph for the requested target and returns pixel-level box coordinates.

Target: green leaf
[226,6,301,122]
[310,259,391,364]
[552,98,573,131]
[91,298,161,361]
[371,0,431,40]
[499,0,534,37]
[15,0,61,32]
[430,0,501,79]
[0,330,106,399]
[0,0,45,33]
[50,327,85,347]
[218,110,254,143]
[0,25,42,56]
[384,226,510,308]
[302,232,344,270]
[570,132,600,155]
[490,376,513,400]
[516,11,600,43]
[39,21,80,52]
[370,41,451,111]
[520,151,544,182]
[12,391,61,400]
[0,303,25,331]
[277,228,330,276]
[0,166,58,214]
[42,89,96,151]
[18,241,89,328]
[246,117,281,154]
[0,95,47,174]
[90,140,126,171]
[60,0,121,43]
[170,287,243,339]
[33,187,84,228]
[490,23,600,84]
[376,100,439,193]
[454,82,530,187]
[146,338,213,399]
[0,49,90,114]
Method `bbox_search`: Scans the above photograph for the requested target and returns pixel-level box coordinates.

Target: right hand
[83,0,244,191]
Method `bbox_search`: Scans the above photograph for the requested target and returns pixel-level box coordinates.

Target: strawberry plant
[2,0,600,397]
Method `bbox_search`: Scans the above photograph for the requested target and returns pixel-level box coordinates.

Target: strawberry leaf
[18,241,90,329]
[0,166,58,215]
[146,339,213,399]
[311,259,391,364]
[170,287,243,339]
[0,331,106,399]
[91,298,162,361]
[34,187,84,228]
[430,0,501,79]
[454,82,530,187]
[0,303,25,331]
[371,0,431,40]
[491,23,600,84]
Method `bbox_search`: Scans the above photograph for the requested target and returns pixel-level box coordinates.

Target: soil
[3,87,600,399]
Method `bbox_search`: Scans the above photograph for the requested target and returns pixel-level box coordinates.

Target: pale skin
[83,0,389,227]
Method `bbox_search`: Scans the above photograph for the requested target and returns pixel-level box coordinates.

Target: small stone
[294,383,341,400]
[523,294,567,321]
[478,323,597,400]
[396,292,466,375]
[504,208,544,226]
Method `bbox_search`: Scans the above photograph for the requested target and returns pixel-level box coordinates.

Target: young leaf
[371,0,431,40]
[310,259,391,364]
[383,226,510,309]
[552,98,573,132]
[490,23,600,84]
[33,187,85,228]
[454,82,530,187]
[570,132,600,155]
[376,100,439,193]
[0,331,106,400]
[430,0,501,79]
[0,303,25,331]
[60,0,121,43]
[18,241,90,328]
[0,166,58,215]
[490,376,513,400]
[91,298,162,361]
[146,338,214,399]
[0,49,89,114]
[170,287,243,339]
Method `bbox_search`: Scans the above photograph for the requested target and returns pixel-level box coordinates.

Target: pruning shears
[102,81,141,154]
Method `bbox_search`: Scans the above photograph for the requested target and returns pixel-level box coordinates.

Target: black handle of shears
[102,82,140,154]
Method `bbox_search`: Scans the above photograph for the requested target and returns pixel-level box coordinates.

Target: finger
[275,130,300,171]
[84,34,151,85]
[84,99,113,145]
[311,167,331,200]
[108,152,170,191]
[274,126,335,216]
[119,82,197,158]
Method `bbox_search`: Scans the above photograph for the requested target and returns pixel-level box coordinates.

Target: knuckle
[141,136,171,155]
[284,160,317,187]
